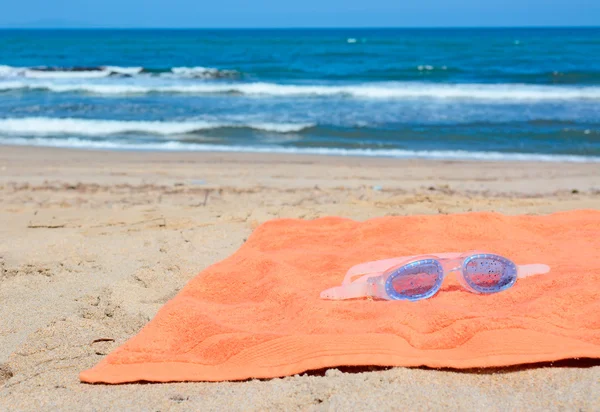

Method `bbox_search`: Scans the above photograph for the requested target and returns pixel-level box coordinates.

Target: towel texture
[81,211,600,383]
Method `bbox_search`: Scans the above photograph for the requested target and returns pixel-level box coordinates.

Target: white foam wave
[102,66,144,76]
[1,136,598,163]
[0,117,313,135]
[2,80,600,100]
[0,65,21,76]
[0,65,234,79]
[417,65,447,71]
[23,70,111,79]
[170,66,238,78]
[0,65,143,79]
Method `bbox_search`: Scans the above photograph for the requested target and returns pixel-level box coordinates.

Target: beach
[0,145,598,410]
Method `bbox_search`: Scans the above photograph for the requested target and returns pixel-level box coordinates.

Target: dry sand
[0,145,598,411]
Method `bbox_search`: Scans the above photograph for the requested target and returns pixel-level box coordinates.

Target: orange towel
[81,211,600,383]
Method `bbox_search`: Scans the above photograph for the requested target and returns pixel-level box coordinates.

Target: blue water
[1,28,600,161]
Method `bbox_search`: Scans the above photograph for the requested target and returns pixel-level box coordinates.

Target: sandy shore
[0,145,598,411]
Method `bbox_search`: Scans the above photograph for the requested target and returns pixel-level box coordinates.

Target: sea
[1,28,599,162]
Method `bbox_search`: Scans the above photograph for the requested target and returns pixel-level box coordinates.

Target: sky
[1,0,598,28]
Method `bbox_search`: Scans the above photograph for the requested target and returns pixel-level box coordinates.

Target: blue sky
[1,0,598,28]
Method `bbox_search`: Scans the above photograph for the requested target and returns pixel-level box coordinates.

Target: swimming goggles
[320,252,550,301]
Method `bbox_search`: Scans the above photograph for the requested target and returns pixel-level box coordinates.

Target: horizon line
[1,25,599,30]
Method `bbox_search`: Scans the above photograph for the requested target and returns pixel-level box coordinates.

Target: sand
[0,145,598,411]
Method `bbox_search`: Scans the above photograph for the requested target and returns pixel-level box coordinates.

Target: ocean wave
[417,65,448,71]
[168,66,239,79]
[1,136,598,163]
[318,66,460,81]
[0,65,239,79]
[489,70,600,85]
[2,80,600,101]
[0,117,314,135]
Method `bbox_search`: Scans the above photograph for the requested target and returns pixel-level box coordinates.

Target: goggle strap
[517,264,551,278]
[320,282,370,300]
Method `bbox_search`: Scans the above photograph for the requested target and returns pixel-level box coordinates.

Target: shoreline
[1,141,599,164]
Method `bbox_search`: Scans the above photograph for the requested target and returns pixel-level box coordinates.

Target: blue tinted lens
[463,255,517,293]
[386,259,444,301]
